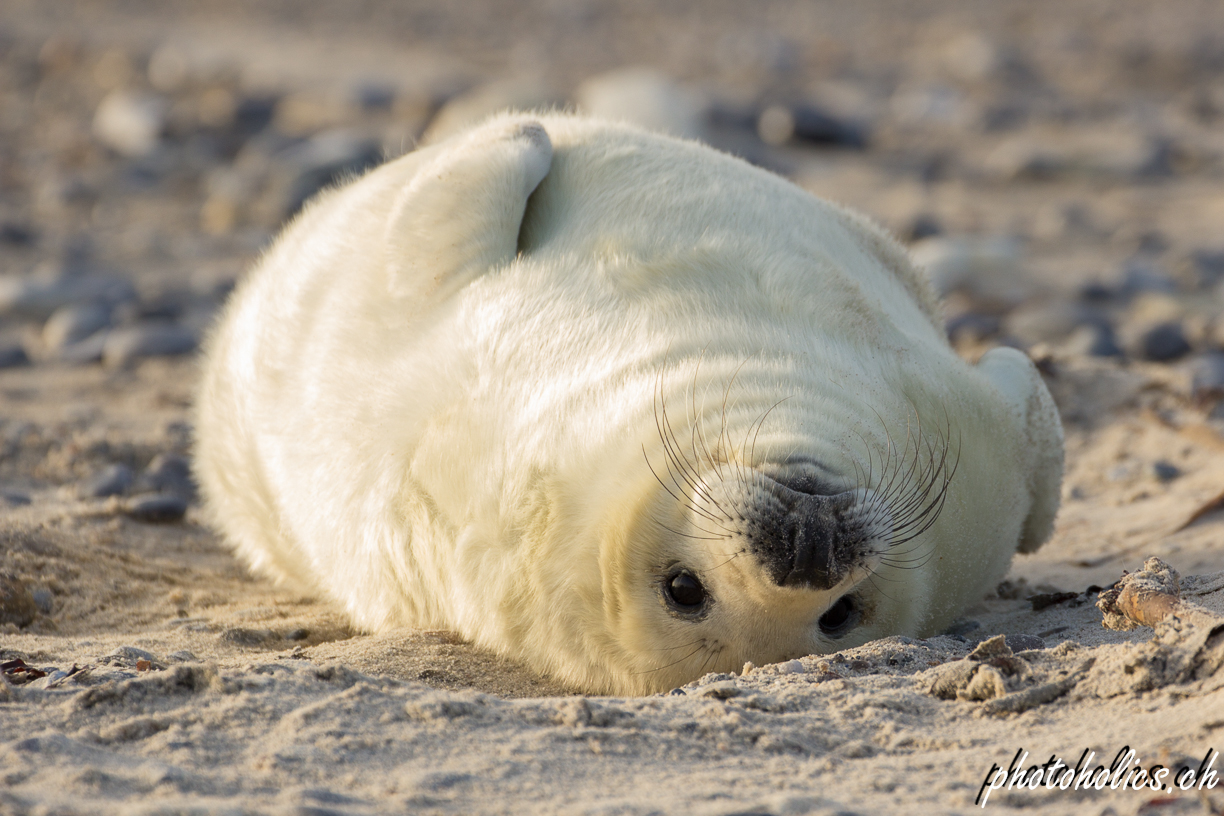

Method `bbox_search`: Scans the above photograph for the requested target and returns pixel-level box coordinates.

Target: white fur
[195,114,1063,695]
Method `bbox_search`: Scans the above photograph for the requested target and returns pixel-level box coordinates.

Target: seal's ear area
[384,118,553,301]
[975,347,1065,553]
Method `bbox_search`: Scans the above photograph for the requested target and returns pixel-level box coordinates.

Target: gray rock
[0,345,29,368]
[757,102,868,148]
[909,236,1031,307]
[946,312,1000,343]
[1190,352,1224,400]
[1151,461,1182,482]
[0,273,136,320]
[58,330,108,365]
[1,490,31,506]
[0,572,38,627]
[43,303,111,351]
[101,645,159,667]
[1139,321,1191,362]
[125,493,188,523]
[141,453,196,501]
[575,67,705,140]
[278,129,383,218]
[1004,634,1045,651]
[1061,323,1122,358]
[31,588,53,615]
[92,90,168,158]
[102,323,197,368]
[78,463,134,498]
[1003,301,1099,346]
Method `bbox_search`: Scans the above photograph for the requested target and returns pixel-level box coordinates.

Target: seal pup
[195,113,1063,695]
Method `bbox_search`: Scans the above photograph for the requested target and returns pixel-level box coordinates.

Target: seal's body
[196,114,1062,694]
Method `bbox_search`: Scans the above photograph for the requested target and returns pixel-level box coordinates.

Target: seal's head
[196,113,1063,695]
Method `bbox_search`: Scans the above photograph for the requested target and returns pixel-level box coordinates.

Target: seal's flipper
[384,117,553,303]
[976,347,1064,553]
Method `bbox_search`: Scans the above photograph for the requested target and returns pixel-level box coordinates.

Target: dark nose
[746,476,858,590]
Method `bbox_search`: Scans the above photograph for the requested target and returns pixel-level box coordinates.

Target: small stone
[102,646,158,667]
[31,588,53,615]
[1060,323,1122,358]
[904,213,942,243]
[0,345,29,369]
[166,650,199,663]
[946,312,1000,343]
[277,129,383,218]
[697,681,740,699]
[93,90,168,157]
[757,102,867,148]
[1139,321,1191,362]
[909,236,1030,307]
[43,303,111,351]
[1,490,32,506]
[575,67,704,141]
[779,659,805,674]
[125,493,188,523]
[1151,461,1181,482]
[0,273,137,320]
[0,573,38,627]
[220,627,279,646]
[0,222,35,246]
[1190,352,1224,401]
[102,323,197,368]
[141,453,195,501]
[78,463,134,498]
[1004,634,1045,652]
[58,331,108,365]
[1004,301,1098,347]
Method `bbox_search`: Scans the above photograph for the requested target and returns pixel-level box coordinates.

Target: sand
[1,2,1223,814]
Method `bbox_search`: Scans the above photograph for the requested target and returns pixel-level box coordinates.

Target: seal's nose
[748,475,860,590]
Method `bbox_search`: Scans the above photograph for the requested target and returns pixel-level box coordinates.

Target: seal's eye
[818,594,859,637]
[665,570,706,609]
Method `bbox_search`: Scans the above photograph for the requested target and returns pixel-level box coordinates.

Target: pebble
[1060,323,1123,358]
[0,345,29,368]
[1003,300,1098,346]
[166,650,199,663]
[0,572,38,628]
[946,312,999,343]
[78,463,134,499]
[124,493,188,523]
[697,681,740,699]
[909,236,1031,307]
[140,453,196,501]
[1138,321,1191,362]
[278,129,383,218]
[757,102,868,148]
[42,303,111,352]
[58,330,108,365]
[102,645,159,666]
[574,67,704,140]
[1,490,32,506]
[1190,352,1224,400]
[1004,634,1046,652]
[31,588,53,615]
[0,273,137,320]
[101,323,197,368]
[92,90,168,158]
[1151,461,1182,482]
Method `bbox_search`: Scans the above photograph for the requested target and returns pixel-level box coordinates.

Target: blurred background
[2,0,1224,391]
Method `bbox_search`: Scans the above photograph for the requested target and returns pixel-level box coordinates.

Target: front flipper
[976,346,1064,553]
[384,117,553,304]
